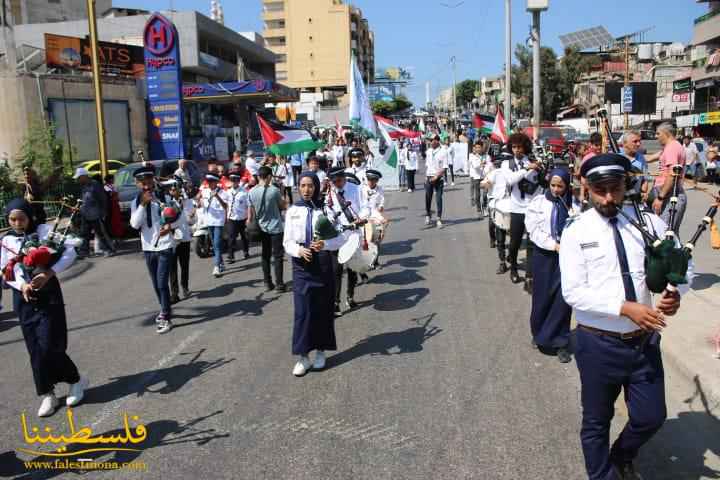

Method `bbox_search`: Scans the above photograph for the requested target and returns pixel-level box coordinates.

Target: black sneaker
[227,257,235,265]
[496,262,508,275]
[524,277,534,294]
[334,303,342,316]
[613,460,643,480]
[360,273,369,284]
[276,283,287,293]
[490,240,496,249]
[557,348,572,364]
[265,283,276,292]
[346,298,358,310]
[510,269,521,284]
[243,252,250,259]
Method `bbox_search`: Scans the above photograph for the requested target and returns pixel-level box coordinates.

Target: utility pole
[624,36,630,130]
[86,0,108,179]
[425,81,431,109]
[0,0,17,71]
[527,1,548,136]
[505,0,512,128]
[451,55,457,129]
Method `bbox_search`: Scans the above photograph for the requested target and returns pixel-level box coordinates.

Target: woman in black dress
[283,173,346,376]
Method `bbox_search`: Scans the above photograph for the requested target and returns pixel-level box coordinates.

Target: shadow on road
[0,410,229,479]
[369,269,425,286]
[691,272,720,291]
[194,278,264,300]
[383,254,433,269]
[380,239,419,257]
[637,375,720,479]
[82,349,235,405]
[373,287,429,312]
[327,314,442,370]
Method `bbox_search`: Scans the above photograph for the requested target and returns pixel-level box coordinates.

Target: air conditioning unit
[527,0,549,11]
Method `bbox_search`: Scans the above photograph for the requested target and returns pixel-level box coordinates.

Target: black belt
[578,324,648,340]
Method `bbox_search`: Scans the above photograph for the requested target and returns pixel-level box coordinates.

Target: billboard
[144,13,185,160]
[44,33,144,77]
[605,82,658,115]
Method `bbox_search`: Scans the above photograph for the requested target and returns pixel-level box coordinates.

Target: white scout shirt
[425,146,448,178]
[559,206,684,334]
[283,205,347,258]
[501,156,539,214]
[406,150,419,171]
[130,192,178,252]
[483,168,508,211]
[173,197,195,243]
[327,181,365,227]
[469,153,490,180]
[524,194,579,252]
[227,186,249,221]
[346,165,367,186]
[0,224,77,291]
[200,187,230,227]
[360,184,385,220]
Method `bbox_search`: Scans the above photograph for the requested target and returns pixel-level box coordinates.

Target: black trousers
[406,170,416,190]
[170,241,191,296]
[424,178,444,218]
[292,165,302,186]
[284,187,293,204]
[508,212,533,276]
[445,164,455,183]
[496,224,507,261]
[226,219,249,259]
[489,214,497,243]
[79,217,115,255]
[333,252,357,303]
[260,231,284,286]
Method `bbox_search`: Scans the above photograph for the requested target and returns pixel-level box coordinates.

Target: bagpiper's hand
[656,290,681,316]
[621,301,666,331]
[310,240,325,252]
[159,224,173,236]
[299,247,313,261]
[652,198,663,215]
[141,191,153,206]
[22,283,35,302]
[30,270,54,290]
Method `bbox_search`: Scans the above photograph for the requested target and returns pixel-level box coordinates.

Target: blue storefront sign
[621,86,633,114]
[144,13,185,160]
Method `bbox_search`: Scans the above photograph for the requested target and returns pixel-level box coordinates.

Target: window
[276,71,288,81]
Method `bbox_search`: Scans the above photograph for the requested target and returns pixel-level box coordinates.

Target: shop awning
[182,80,299,105]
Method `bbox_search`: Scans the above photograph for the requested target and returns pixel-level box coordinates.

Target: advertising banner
[45,33,144,77]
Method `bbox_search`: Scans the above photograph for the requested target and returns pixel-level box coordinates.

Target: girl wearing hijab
[0,199,87,416]
[283,172,347,377]
[524,168,577,363]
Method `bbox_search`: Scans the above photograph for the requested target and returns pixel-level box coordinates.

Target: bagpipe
[2,197,83,283]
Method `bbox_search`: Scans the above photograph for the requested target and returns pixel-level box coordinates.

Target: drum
[338,231,361,264]
[347,240,378,274]
[493,208,511,231]
[364,221,385,244]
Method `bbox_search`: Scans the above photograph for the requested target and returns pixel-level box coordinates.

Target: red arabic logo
[144,14,175,56]
[182,86,204,97]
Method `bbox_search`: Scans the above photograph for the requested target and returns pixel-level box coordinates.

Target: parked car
[81,159,128,178]
[523,126,566,154]
[640,129,655,140]
[115,160,202,221]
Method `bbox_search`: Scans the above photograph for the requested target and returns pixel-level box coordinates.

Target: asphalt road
[0,176,718,479]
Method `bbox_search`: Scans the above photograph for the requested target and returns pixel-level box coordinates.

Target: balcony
[693,9,720,45]
[263,28,286,38]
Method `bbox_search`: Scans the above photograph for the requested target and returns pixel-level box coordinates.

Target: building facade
[7,0,112,24]
[262,0,374,102]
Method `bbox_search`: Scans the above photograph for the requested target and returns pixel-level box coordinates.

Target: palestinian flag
[377,121,398,168]
[374,115,422,139]
[257,115,324,156]
[473,113,495,134]
[491,108,508,144]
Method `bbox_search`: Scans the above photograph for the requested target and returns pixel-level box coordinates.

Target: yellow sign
[18,408,147,457]
[707,111,720,125]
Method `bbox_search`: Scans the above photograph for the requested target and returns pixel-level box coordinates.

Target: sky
[119,0,709,105]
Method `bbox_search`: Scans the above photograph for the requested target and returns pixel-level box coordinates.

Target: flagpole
[504,0,512,130]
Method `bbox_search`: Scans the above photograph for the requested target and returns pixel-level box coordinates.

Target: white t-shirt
[468,153,488,180]
[227,187,249,221]
[684,142,699,166]
[200,187,230,226]
[245,157,259,175]
[406,150,418,171]
[425,147,448,177]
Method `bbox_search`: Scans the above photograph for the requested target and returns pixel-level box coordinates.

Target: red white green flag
[257,114,324,156]
[374,115,422,139]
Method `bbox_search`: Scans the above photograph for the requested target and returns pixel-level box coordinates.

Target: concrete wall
[0,73,147,168]
[13,0,112,24]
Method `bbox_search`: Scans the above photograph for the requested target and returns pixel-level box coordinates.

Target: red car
[523,126,566,154]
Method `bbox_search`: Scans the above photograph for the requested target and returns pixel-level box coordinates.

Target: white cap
[73,167,90,179]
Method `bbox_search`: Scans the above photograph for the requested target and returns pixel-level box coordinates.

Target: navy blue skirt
[530,246,571,349]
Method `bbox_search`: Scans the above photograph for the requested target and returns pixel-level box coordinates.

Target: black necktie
[609,217,637,302]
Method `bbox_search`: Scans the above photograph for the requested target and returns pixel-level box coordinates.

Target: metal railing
[0,185,76,231]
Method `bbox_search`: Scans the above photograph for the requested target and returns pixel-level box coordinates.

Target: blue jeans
[424,177,444,218]
[144,249,173,315]
[209,226,224,267]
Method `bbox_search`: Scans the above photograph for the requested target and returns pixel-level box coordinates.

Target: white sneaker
[212,266,221,277]
[38,393,59,417]
[292,356,312,377]
[451,182,455,186]
[313,351,326,370]
[408,189,413,193]
[437,220,443,229]
[425,216,431,225]
[66,377,88,407]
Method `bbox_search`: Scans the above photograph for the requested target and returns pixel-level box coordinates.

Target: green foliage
[455,79,480,108]
[371,96,414,116]
[17,121,65,183]
[511,45,598,120]
[0,163,17,194]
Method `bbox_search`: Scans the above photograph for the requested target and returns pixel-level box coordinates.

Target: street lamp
[527,0,548,135]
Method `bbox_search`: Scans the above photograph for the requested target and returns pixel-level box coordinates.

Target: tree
[455,79,479,108]
[371,96,414,116]
[557,47,602,110]
[393,95,413,112]
[17,121,65,182]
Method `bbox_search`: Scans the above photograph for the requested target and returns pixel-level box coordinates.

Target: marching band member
[346,150,368,186]
[525,167,577,363]
[360,169,387,271]
[469,140,491,219]
[502,133,541,290]
[130,166,177,334]
[168,180,194,303]
[485,153,511,273]
[1,199,87,417]
[560,154,682,480]
[327,166,367,313]
[425,135,448,229]
[226,170,250,264]
[199,173,230,278]
[284,172,346,377]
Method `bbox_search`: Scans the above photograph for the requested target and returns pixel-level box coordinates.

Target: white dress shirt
[245,157,259,175]
[200,187,230,227]
[332,146,345,167]
[501,157,539,214]
[360,184,385,220]
[173,198,195,243]
[398,148,409,167]
[525,194,580,252]
[130,193,178,252]
[560,206,670,333]
[283,205,347,258]
[346,165,367,186]
[484,168,508,212]
[444,144,454,166]
[469,153,490,180]
[425,147,448,177]
[406,151,418,171]
[227,186,249,221]
[328,181,365,226]
[0,224,77,291]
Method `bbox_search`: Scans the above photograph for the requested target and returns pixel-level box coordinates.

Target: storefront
[675,110,720,138]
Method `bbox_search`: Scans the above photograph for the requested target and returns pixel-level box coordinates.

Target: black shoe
[612,460,643,480]
[276,283,287,293]
[510,269,521,283]
[243,252,250,259]
[346,298,357,310]
[170,295,181,305]
[360,273,369,284]
[265,283,276,292]
[334,303,342,316]
[227,257,235,265]
[490,240,496,249]
[524,277,533,294]
[557,348,572,364]
[496,262,508,274]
